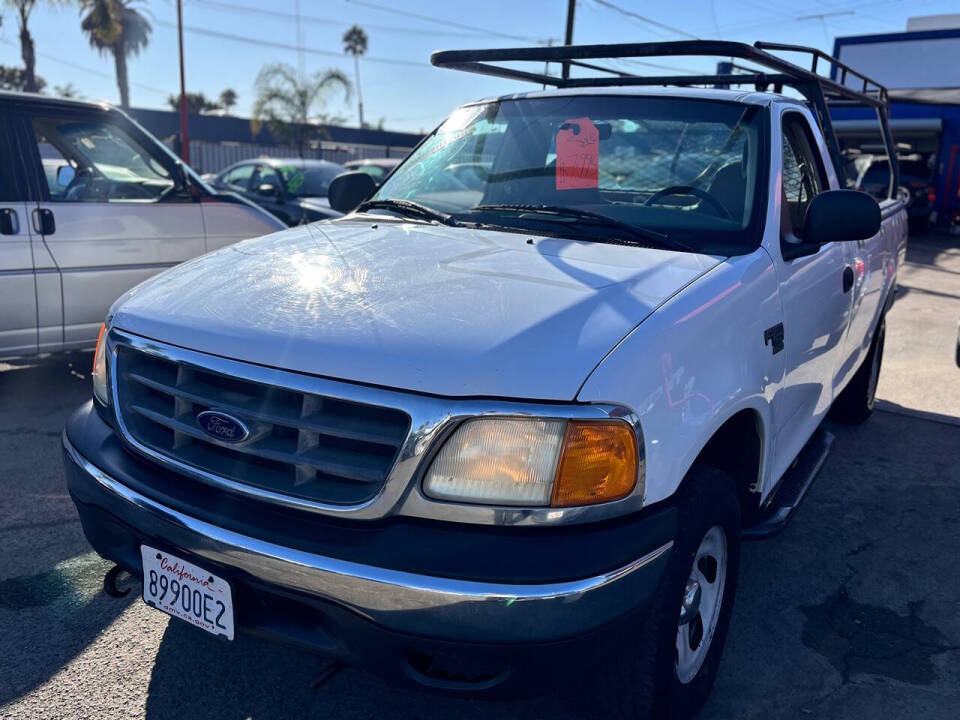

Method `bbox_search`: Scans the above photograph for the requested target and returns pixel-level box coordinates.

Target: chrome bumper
[64,434,672,644]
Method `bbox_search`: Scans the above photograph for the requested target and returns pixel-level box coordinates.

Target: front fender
[577,249,785,506]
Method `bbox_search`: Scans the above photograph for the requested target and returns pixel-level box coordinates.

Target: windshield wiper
[356,198,459,226]
[473,204,696,253]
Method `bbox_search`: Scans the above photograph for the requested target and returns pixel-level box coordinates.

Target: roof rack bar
[430,40,895,189]
[431,40,888,108]
[567,59,636,77]
[559,73,795,90]
[753,41,887,101]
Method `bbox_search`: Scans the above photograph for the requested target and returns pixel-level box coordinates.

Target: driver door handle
[31,208,55,235]
[842,265,854,293]
[0,208,18,235]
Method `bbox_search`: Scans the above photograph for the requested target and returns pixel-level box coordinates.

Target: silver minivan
[0,92,284,358]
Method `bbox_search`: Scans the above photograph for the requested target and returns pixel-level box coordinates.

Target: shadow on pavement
[143,618,576,720]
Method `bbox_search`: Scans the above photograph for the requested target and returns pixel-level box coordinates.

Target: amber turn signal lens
[92,323,109,406]
[551,420,638,507]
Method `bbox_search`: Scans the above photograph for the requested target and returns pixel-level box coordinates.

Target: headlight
[92,323,109,406]
[422,417,639,507]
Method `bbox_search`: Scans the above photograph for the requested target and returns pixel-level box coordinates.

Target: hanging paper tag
[556,117,599,191]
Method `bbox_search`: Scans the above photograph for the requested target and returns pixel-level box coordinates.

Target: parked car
[0,91,284,360]
[64,42,907,719]
[899,155,938,234]
[343,156,402,185]
[208,158,345,226]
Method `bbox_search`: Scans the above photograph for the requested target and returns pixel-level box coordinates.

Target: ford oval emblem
[196,410,250,443]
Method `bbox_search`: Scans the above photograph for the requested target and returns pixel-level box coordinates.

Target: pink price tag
[556,117,600,191]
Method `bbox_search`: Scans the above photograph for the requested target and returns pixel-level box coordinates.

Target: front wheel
[594,467,741,719]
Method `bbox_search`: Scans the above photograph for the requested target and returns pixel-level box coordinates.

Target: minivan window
[371,96,767,254]
[32,116,175,202]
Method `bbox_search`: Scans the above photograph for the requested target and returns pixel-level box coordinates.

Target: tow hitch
[103,564,135,598]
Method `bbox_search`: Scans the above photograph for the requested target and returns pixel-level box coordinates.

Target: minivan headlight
[92,323,109,406]
[422,417,639,507]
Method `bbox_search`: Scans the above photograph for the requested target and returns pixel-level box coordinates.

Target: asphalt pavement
[0,232,958,720]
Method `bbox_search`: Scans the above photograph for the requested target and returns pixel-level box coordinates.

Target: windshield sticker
[282,166,305,193]
[556,117,599,191]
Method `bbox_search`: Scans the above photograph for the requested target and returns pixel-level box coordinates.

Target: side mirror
[328,171,377,213]
[803,189,881,244]
[56,165,75,187]
[257,182,278,197]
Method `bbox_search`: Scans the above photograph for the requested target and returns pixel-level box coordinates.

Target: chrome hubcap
[675,525,727,684]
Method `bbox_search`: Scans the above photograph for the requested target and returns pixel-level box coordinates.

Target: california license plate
[140,545,234,640]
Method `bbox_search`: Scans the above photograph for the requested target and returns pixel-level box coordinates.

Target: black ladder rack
[430,40,895,186]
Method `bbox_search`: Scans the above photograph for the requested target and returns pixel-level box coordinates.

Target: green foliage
[342,25,367,57]
[219,88,237,112]
[167,92,222,115]
[251,63,351,157]
[0,63,45,91]
[79,0,151,108]
[53,82,80,98]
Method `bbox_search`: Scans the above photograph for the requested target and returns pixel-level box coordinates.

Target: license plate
[140,545,234,640]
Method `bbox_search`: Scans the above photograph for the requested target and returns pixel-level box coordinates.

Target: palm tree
[251,63,350,157]
[342,25,367,128]
[6,0,62,93]
[219,88,237,114]
[79,0,151,109]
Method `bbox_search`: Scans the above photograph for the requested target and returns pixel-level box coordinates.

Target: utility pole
[176,0,190,165]
[561,0,576,80]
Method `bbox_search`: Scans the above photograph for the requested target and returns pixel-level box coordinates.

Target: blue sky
[1,0,957,134]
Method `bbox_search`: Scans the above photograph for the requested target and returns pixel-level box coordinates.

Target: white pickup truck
[64,42,907,718]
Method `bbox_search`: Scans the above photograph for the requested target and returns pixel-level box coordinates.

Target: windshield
[372,96,767,254]
[278,163,344,198]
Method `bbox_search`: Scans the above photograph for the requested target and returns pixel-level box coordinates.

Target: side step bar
[743,427,834,540]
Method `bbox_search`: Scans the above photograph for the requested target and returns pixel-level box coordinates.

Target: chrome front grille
[114,345,411,506]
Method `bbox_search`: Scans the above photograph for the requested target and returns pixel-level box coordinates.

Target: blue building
[833,19,960,230]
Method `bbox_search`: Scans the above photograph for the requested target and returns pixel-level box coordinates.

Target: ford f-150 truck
[63,42,907,718]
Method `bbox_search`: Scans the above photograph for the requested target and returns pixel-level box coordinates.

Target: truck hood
[112,220,721,400]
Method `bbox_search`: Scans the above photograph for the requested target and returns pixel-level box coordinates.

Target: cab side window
[221,164,254,191]
[781,114,827,239]
[31,115,175,203]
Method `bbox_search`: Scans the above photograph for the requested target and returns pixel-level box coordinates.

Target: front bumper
[64,405,674,694]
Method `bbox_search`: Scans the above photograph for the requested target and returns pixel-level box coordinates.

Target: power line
[0,37,170,97]
[344,0,555,44]
[153,19,432,68]
[591,0,699,41]
[186,0,492,39]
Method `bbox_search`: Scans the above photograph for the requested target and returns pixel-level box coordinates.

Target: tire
[909,216,930,236]
[831,316,885,424]
[592,467,742,720]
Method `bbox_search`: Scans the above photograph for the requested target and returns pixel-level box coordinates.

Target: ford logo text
[196,410,250,443]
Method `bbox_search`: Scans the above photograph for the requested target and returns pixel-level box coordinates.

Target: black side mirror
[257,182,278,198]
[172,161,194,196]
[803,189,881,244]
[328,171,377,213]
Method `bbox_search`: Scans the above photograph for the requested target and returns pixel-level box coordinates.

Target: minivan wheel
[592,467,741,720]
[831,316,885,424]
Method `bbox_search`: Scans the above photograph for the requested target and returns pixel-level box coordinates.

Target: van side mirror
[328,171,377,213]
[803,189,881,244]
